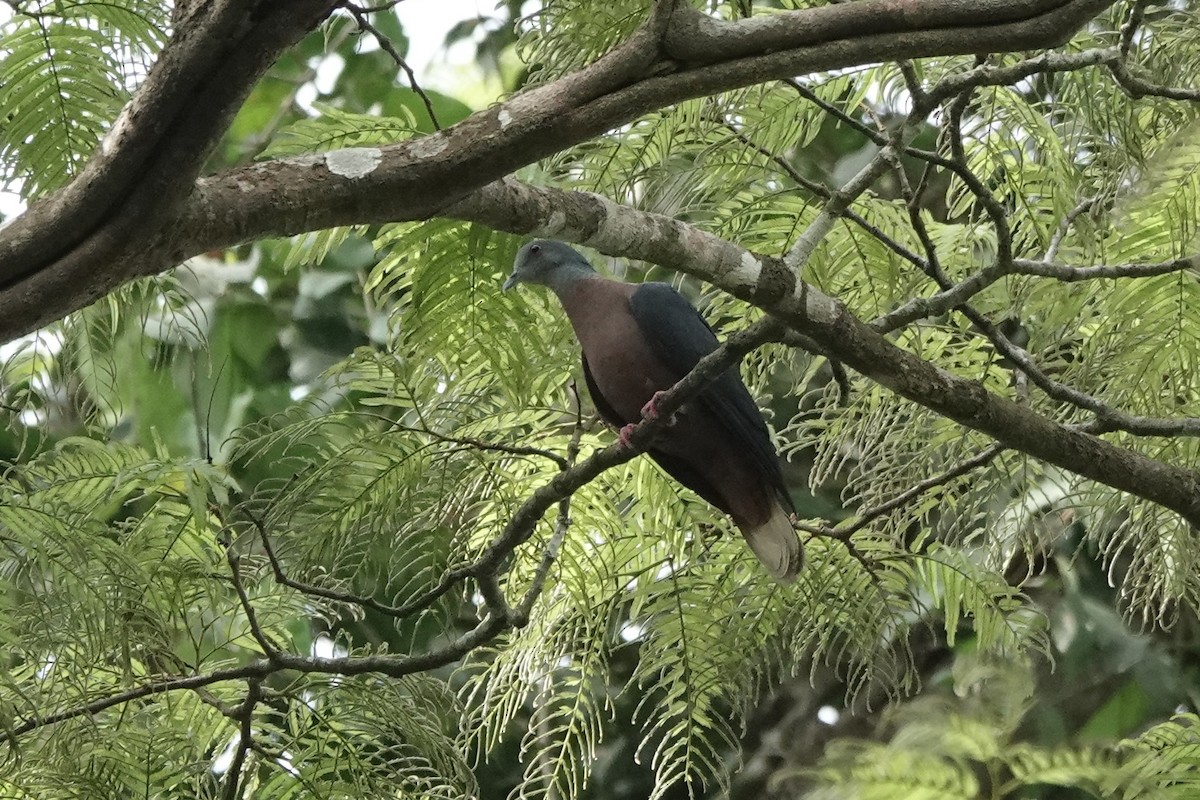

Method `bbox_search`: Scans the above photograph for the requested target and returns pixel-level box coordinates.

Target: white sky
[397,0,499,89]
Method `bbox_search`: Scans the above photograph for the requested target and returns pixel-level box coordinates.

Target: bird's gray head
[502,240,596,293]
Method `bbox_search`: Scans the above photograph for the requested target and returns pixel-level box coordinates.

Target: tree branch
[249,509,456,619]
[0,0,1115,340]
[220,678,262,800]
[0,314,786,748]
[444,180,1200,526]
[1013,254,1200,281]
[663,0,1112,64]
[226,548,282,660]
[0,0,339,287]
[1109,61,1200,101]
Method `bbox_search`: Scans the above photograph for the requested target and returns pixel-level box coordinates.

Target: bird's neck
[555,273,633,340]
[545,264,599,298]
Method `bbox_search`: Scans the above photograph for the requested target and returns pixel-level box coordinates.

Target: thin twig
[220,679,262,800]
[226,548,281,660]
[1044,196,1099,261]
[342,1,442,129]
[833,444,1006,539]
[515,387,586,624]
[944,63,1014,271]
[1119,0,1150,58]
[1109,61,1200,101]
[1014,253,1199,281]
[4,664,275,743]
[898,60,926,106]
[718,119,929,270]
[885,141,948,286]
[391,422,569,469]
[249,511,447,619]
[2,605,517,745]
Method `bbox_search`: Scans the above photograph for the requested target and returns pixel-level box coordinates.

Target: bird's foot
[640,391,676,426]
[618,423,638,450]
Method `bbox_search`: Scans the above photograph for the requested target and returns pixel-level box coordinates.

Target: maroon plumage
[504,240,802,581]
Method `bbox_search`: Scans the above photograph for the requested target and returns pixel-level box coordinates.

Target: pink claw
[641,391,678,426]
[618,423,637,449]
[640,391,667,421]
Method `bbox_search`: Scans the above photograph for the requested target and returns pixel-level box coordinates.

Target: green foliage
[0,1,166,198]
[516,0,648,85]
[794,659,1200,800]
[1,1,1200,799]
[249,674,476,799]
[0,438,237,795]
[261,104,418,159]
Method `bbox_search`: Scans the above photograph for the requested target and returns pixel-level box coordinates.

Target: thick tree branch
[0,0,338,286]
[0,0,1114,340]
[444,181,1200,526]
[663,0,1111,64]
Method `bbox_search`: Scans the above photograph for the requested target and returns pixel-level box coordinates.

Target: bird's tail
[741,501,803,582]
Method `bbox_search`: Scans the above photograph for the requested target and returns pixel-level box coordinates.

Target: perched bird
[503,240,802,581]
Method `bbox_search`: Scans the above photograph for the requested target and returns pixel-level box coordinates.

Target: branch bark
[445,181,1200,526]
[0,0,338,286]
[0,0,1114,339]
[9,1,1187,530]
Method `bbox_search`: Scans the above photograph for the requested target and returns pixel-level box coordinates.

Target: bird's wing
[628,282,793,512]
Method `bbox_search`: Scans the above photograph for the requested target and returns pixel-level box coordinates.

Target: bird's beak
[501,273,520,292]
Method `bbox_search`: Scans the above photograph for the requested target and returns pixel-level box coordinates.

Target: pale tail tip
[743,502,804,582]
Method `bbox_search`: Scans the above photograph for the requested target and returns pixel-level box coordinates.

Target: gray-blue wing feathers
[627,282,793,513]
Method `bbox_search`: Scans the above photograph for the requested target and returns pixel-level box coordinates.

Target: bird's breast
[559,279,677,422]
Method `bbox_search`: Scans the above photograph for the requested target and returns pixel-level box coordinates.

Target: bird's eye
[530,244,541,254]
